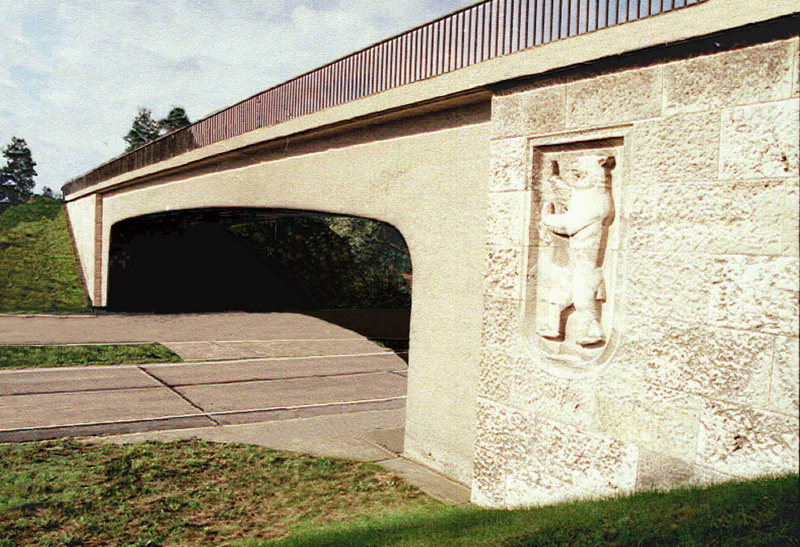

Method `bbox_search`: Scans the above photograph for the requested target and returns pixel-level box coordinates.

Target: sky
[0,0,469,194]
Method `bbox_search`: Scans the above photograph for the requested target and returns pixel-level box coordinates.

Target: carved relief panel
[526,138,624,371]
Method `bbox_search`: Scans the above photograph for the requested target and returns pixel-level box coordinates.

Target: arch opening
[107,208,412,319]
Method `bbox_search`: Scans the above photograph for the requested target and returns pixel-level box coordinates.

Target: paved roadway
[0,311,471,503]
[0,311,408,442]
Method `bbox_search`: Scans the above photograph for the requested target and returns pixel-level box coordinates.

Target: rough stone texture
[664,40,796,115]
[509,362,597,429]
[492,86,566,139]
[631,111,719,185]
[622,252,711,324]
[709,255,799,337]
[566,67,662,128]
[482,36,799,508]
[698,400,799,477]
[770,336,800,417]
[625,179,786,255]
[621,319,774,408]
[482,297,524,350]
[478,345,514,404]
[490,139,529,192]
[484,246,526,300]
[472,400,512,506]
[783,178,799,257]
[472,443,508,507]
[594,381,700,461]
[636,450,731,491]
[511,413,639,506]
[719,100,800,180]
[474,400,640,507]
[486,192,530,246]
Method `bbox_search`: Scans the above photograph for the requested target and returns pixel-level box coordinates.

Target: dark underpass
[106,208,412,316]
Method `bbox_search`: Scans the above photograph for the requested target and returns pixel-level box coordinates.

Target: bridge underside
[107,208,411,313]
[109,209,309,312]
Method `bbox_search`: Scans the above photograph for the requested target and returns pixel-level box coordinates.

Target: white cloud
[0,0,468,192]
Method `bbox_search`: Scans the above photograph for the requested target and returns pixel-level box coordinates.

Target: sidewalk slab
[0,366,160,396]
[361,426,405,455]
[0,312,368,345]
[0,416,217,443]
[378,458,472,505]
[104,408,406,461]
[212,398,405,426]
[212,339,391,359]
[161,341,253,360]
[144,353,407,386]
[176,371,406,413]
[0,387,202,430]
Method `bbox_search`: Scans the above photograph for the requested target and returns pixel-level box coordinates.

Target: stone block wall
[476,36,799,507]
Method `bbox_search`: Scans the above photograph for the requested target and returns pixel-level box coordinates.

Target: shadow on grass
[268,475,799,547]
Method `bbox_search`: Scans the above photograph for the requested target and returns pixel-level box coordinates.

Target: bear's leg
[537,299,566,340]
[537,266,570,340]
[572,271,604,346]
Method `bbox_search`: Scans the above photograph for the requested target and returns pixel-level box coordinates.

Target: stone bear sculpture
[538,155,614,347]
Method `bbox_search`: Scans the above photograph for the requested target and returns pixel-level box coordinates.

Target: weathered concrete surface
[173,371,406,414]
[108,409,407,463]
[144,353,405,386]
[0,312,410,442]
[0,354,407,442]
[0,311,403,345]
[0,366,162,396]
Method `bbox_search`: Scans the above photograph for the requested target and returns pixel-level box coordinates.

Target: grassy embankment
[0,439,796,546]
[0,197,89,314]
[0,198,179,367]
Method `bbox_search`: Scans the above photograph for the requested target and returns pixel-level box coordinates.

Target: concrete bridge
[63,0,799,507]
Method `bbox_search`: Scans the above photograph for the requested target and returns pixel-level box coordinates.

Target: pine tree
[123,108,162,151]
[159,107,191,134]
[0,137,37,210]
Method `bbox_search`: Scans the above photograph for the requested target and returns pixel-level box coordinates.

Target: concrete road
[0,310,410,345]
[0,311,471,504]
[0,311,409,441]
[0,352,408,442]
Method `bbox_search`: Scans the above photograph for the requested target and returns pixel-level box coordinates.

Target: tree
[40,186,62,200]
[0,137,37,210]
[123,108,161,152]
[159,107,191,134]
[123,106,191,152]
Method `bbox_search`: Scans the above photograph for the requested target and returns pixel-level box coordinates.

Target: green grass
[0,197,90,314]
[268,475,799,546]
[0,440,795,546]
[0,343,181,369]
[0,439,439,546]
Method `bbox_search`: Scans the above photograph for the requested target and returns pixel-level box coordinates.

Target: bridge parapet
[62,0,709,196]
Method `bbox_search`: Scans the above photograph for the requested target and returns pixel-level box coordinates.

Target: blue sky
[0,0,468,193]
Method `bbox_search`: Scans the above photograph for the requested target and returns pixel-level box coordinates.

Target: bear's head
[571,155,615,189]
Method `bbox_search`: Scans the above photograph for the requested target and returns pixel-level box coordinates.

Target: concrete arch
[67,106,491,483]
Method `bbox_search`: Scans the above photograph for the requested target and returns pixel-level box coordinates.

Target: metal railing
[64,0,706,193]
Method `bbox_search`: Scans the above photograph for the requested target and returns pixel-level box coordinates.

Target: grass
[0,343,181,369]
[267,475,799,546]
[0,439,439,546]
[0,440,795,546]
[0,197,90,314]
